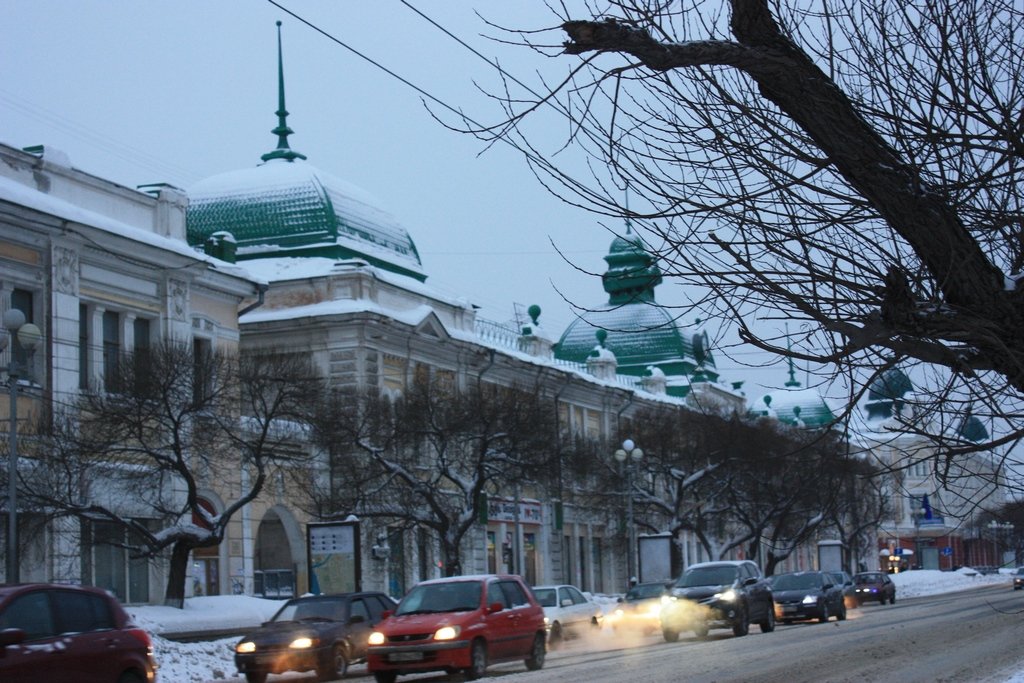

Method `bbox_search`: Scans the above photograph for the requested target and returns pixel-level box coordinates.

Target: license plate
[783,605,797,612]
[389,652,424,662]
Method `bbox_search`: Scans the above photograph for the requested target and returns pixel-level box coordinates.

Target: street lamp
[614,439,643,588]
[2,308,42,584]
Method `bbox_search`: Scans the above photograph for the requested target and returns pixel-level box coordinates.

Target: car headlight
[614,608,624,618]
[801,595,818,605]
[289,636,316,649]
[544,616,550,625]
[714,589,737,602]
[236,641,256,654]
[368,631,386,646]
[434,625,461,641]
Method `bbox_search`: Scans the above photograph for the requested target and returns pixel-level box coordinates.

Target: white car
[531,584,604,647]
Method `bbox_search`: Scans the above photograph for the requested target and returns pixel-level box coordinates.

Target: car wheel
[548,622,563,649]
[245,672,268,683]
[759,605,775,633]
[464,639,488,680]
[889,593,896,605]
[373,672,397,683]
[317,644,348,681]
[879,593,887,604]
[694,621,710,639]
[662,628,679,643]
[525,632,546,671]
[837,602,847,621]
[732,607,749,637]
[818,602,830,623]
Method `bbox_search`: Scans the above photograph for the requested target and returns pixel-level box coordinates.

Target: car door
[498,580,537,657]
[347,598,373,660]
[484,581,515,660]
[563,586,590,631]
[0,588,112,683]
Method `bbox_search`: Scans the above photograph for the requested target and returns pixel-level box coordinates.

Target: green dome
[864,368,914,421]
[187,159,424,281]
[186,20,424,281]
[555,229,715,395]
[753,389,837,428]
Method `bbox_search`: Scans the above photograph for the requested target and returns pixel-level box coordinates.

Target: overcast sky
[2,0,795,394]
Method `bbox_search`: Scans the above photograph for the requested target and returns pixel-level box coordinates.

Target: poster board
[307,520,361,594]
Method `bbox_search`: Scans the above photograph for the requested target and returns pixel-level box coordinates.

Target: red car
[0,583,157,683]
[367,574,546,682]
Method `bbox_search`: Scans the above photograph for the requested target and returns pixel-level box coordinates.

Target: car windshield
[854,573,883,584]
[772,574,823,591]
[272,598,345,622]
[625,583,665,600]
[396,581,482,615]
[532,588,557,607]
[677,566,738,588]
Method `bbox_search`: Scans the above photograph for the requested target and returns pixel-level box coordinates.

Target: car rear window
[532,588,557,607]
[52,590,116,634]
[772,573,823,590]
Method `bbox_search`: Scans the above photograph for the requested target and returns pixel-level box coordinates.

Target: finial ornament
[262,21,307,162]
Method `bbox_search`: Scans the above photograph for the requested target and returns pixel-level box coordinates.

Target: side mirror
[0,628,26,649]
[381,610,393,620]
[822,583,834,590]
[488,602,505,613]
[617,597,624,603]
[743,577,757,586]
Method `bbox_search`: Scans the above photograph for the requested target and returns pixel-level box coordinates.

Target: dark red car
[0,583,157,683]
[366,574,546,682]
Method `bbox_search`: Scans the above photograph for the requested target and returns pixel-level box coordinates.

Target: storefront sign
[486,498,542,524]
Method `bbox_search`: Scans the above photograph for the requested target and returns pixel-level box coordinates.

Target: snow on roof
[0,174,259,285]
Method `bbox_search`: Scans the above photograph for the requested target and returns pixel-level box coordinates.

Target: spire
[261,21,306,163]
[784,328,800,387]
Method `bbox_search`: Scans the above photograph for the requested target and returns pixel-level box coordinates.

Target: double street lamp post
[614,439,643,588]
[2,308,43,584]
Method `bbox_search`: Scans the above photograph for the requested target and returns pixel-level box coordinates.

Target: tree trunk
[442,543,461,577]
[164,541,192,608]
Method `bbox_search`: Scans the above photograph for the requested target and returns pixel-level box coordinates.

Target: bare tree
[309,374,560,577]
[464,0,1023,463]
[18,341,324,607]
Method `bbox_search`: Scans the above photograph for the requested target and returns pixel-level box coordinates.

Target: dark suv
[660,560,775,640]
[0,583,157,683]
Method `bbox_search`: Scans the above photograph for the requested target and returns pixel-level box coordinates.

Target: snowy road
[169,582,1024,683]
[472,584,1024,683]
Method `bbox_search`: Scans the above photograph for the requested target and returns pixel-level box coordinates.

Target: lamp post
[2,308,42,584]
[614,439,643,588]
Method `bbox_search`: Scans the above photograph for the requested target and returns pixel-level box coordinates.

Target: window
[86,520,151,604]
[350,598,369,623]
[102,310,120,390]
[383,355,407,395]
[132,318,153,395]
[0,590,53,640]
[910,460,929,478]
[79,303,89,390]
[52,590,115,634]
[192,337,213,404]
[9,288,36,373]
[498,580,529,608]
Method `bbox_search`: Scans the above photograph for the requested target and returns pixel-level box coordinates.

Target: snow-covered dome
[185,22,424,282]
[554,228,714,396]
[751,358,837,428]
[187,158,424,281]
